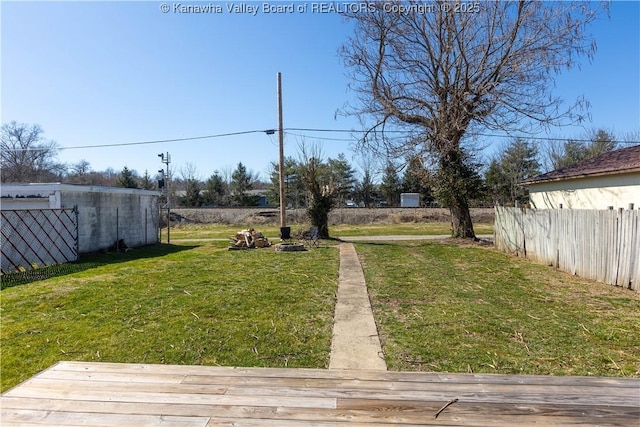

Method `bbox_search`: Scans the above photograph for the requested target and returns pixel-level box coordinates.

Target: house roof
[523,144,640,184]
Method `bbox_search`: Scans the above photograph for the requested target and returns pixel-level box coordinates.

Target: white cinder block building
[1,183,160,253]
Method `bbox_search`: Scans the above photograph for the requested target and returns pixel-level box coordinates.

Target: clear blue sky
[2,1,639,181]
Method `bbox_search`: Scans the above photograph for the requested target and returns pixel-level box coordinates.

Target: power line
[59,129,268,150]
[2,129,269,152]
[4,127,639,152]
[475,133,640,144]
[284,131,354,142]
[286,128,640,144]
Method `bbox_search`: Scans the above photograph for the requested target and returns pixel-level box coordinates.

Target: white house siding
[528,172,640,210]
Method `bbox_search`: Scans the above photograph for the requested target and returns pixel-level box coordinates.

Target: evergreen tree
[486,139,540,206]
[379,162,402,207]
[203,171,229,206]
[353,169,378,208]
[549,129,617,170]
[183,178,202,207]
[267,157,304,207]
[117,166,138,188]
[485,159,508,205]
[230,162,254,206]
[327,153,356,205]
[140,170,154,190]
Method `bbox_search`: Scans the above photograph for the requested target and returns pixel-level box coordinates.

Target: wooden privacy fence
[494,206,639,292]
[1,208,79,275]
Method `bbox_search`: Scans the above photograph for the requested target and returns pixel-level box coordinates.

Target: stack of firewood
[229,228,270,249]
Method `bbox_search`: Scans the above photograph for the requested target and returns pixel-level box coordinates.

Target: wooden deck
[1,361,638,426]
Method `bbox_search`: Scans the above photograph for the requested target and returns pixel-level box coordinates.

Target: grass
[3,224,637,393]
[0,241,339,392]
[356,241,640,377]
[169,222,495,240]
[170,224,297,240]
[330,222,494,236]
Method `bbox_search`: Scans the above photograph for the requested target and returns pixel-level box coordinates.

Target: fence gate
[1,208,79,274]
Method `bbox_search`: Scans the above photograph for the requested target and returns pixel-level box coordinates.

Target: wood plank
[3,385,337,409]
[37,367,188,384]
[222,385,638,407]
[1,409,209,427]
[2,399,637,427]
[9,378,228,395]
[187,373,637,397]
[2,362,639,426]
[48,361,639,388]
[183,371,640,388]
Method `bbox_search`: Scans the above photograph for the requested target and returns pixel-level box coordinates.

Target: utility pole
[277,72,286,231]
[158,152,171,244]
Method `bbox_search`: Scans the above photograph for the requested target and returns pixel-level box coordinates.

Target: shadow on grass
[1,243,199,290]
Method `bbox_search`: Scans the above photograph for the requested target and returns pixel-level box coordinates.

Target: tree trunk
[450,200,475,239]
[307,195,333,239]
[436,146,478,239]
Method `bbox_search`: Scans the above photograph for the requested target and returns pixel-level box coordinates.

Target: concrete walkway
[329,243,387,370]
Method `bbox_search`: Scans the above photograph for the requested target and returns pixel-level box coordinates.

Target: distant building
[246,189,269,207]
[400,193,420,208]
[522,145,640,210]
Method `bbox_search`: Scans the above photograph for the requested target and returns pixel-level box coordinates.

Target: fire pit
[274,243,306,252]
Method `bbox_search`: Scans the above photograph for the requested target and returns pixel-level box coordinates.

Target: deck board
[2,361,638,426]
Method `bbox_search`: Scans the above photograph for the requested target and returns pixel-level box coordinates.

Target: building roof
[523,144,640,184]
[1,183,160,197]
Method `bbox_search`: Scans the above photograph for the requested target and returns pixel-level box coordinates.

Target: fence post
[74,205,79,256]
[116,207,120,251]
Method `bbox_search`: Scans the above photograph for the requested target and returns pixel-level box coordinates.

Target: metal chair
[280,226,292,242]
[303,226,320,248]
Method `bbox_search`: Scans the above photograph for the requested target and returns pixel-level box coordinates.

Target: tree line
[2,120,626,210]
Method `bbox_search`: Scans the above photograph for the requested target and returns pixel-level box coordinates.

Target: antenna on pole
[277,72,287,235]
[158,152,171,244]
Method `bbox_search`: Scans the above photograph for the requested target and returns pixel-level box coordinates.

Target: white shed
[400,193,420,208]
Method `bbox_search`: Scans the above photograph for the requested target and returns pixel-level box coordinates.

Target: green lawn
[169,222,494,240]
[330,222,494,237]
[356,241,640,377]
[3,229,637,393]
[0,241,339,392]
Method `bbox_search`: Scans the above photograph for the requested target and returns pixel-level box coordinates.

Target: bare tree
[341,1,603,237]
[1,121,64,182]
[180,162,203,207]
[355,152,379,207]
